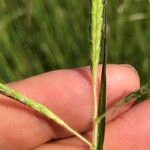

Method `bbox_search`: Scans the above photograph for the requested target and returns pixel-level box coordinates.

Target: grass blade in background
[0,0,149,84]
[0,9,24,30]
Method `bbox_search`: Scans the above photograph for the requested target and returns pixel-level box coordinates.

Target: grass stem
[90,0,106,150]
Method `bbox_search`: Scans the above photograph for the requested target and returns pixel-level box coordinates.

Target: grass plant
[0,0,149,150]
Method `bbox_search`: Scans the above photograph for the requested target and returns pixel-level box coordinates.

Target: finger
[0,64,139,150]
[34,100,150,150]
[105,100,150,150]
[33,132,91,150]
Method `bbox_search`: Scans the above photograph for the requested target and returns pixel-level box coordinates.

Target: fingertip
[119,64,140,90]
[106,64,140,107]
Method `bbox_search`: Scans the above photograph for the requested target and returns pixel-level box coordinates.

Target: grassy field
[0,0,149,84]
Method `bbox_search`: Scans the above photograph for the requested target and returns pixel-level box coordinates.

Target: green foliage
[108,0,150,84]
[0,0,149,84]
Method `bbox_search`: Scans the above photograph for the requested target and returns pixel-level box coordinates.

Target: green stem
[90,0,105,150]
[0,83,92,148]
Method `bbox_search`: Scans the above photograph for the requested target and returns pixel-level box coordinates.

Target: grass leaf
[96,1,107,149]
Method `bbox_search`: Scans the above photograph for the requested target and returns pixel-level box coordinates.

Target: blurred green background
[0,0,149,84]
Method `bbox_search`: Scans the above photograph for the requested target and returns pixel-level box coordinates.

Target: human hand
[0,65,149,150]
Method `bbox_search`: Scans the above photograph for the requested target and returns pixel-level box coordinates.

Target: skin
[0,64,149,150]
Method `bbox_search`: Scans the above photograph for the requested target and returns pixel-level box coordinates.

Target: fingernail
[120,64,139,76]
